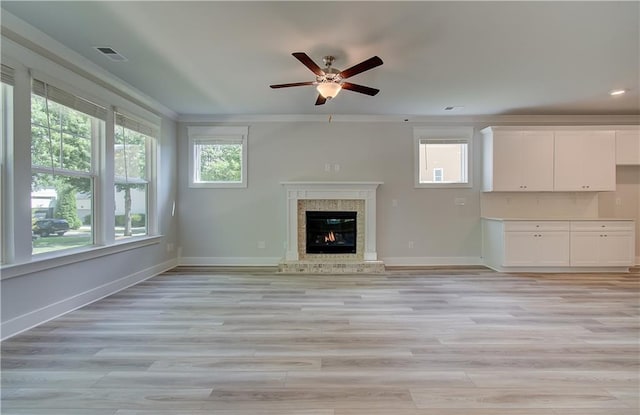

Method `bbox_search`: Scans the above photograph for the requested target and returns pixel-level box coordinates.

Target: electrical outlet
[616,197,622,206]
[454,197,466,206]
[166,243,174,253]
[257,241,266,249]
[334,164,340,172]
[324,163,331,172]
[408,241,414,249]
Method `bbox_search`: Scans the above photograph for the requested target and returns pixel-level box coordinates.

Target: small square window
[414,127,473,188]
[433,167,444,182]
[188,126,248,188]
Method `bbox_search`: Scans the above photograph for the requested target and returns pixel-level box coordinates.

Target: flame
[324,231,336,243]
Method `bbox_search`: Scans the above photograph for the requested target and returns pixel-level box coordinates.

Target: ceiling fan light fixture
[317,82,342,99]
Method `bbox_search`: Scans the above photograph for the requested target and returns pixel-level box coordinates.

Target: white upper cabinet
[554,130,616,191]
[615,129,640,165]
[482,127,554,192]
[482,126,630,193]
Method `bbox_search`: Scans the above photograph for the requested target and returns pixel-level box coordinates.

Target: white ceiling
[2,1,639,117]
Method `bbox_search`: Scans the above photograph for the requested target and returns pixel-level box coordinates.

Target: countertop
[482,217,636,222]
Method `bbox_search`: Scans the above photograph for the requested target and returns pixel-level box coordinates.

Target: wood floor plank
[1,269,638,413]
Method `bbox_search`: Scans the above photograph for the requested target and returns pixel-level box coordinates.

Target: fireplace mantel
[281,181,382,262]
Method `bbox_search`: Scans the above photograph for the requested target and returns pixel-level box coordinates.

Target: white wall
[177,122,483,266]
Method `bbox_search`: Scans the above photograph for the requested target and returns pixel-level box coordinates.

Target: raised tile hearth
[279,182,384,273]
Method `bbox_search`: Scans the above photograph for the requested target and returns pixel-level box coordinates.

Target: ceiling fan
[270,52,383,105]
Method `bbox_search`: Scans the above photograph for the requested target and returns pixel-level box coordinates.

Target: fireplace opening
[306,211,357,254]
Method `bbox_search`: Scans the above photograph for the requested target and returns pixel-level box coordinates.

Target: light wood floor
[2,268,639,414]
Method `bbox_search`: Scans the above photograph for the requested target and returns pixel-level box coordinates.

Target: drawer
[570,221,635,232]
[503,221,570,232]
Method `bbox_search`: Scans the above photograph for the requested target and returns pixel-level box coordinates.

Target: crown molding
[178,113,640,125]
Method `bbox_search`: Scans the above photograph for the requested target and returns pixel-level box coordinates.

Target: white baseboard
[381,256,483,267]
[180,256,485,268]
[1,258,178,341]
[179,257,281,267]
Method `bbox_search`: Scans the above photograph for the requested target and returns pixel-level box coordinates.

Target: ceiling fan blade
[341,82,380,96]
[339,56,383,79]
[270,81,316,89]
[292,52,325,76]
[315,94,327,106]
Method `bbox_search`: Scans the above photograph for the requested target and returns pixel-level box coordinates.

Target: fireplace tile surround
[279,182,385,273]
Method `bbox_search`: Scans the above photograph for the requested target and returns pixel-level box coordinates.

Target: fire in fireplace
[305,211,357,254]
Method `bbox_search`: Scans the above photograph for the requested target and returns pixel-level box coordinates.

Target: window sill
[188,182,247,189]
[0,235,163,280]
[415,183,472,189]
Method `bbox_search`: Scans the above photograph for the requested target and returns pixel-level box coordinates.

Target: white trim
[382,256,483,267]
[0,258,177,340]
[414,127,474,189]
[179,256,281,266]
[178,114,640,124]
[281,182,382,262]
[484,264,633,274]
[187,126,248,188]
[1,235,162,280]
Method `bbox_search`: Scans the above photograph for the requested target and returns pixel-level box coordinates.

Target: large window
[414,127,473,188]
[114,113,155,239]
[188,126,248,188]
[31,80,105,254]
[0,55,161,270]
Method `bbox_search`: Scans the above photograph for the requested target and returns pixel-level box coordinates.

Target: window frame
[0,51,162,272]
[114,111,157,240]
[413,126,474,189]
[30,79,106,254]
[187,126,248,188]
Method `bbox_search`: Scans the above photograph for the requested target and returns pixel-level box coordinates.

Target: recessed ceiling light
[610,89,626,96]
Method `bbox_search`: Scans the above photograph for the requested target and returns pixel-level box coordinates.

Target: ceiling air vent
[93,46,128,62]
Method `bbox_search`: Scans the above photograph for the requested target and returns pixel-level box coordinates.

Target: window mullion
[99,110,115,245]
[11,66,33,262]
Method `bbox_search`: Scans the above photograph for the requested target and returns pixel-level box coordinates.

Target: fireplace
[306,211,357,254]
[280,182,384,272]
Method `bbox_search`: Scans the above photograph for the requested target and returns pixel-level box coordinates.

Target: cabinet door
[570,231,601,266]
[599,232,635,266]
[492,132,524,191]
[554,131,616,191]
[616,130,640,165]
[504,232,537,266]
[519,131,555,191]
[491,131,554,191]
[536,231,570,266]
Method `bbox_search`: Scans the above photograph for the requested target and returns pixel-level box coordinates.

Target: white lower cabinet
[570,221,635,266]
[504,231,570,267]
[483,219,635,272]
